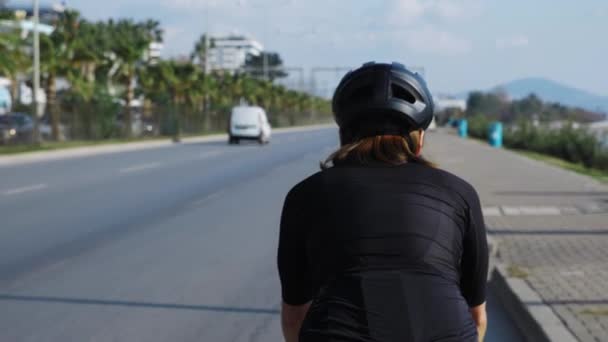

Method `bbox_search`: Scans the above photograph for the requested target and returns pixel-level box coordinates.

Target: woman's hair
[321,131,435,170]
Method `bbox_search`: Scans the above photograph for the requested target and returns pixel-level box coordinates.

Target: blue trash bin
[458,119,468,138]
[489,122,503,148]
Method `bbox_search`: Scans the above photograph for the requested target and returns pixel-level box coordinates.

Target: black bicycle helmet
[332,62,435,135]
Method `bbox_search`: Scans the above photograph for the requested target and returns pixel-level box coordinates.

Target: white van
[228,106,272,144]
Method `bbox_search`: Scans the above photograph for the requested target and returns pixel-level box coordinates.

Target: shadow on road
[0,294,280,315]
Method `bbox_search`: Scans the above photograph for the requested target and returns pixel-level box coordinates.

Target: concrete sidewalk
[0,124,335,167]
[426,129,608,342]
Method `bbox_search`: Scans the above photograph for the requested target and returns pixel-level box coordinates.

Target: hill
[455,78,608,114]
[495,78,608,113]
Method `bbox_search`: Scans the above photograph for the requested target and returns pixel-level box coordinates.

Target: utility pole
[32,0,41,144]
[202,4,211,135]
[204,1,209,74]
[203,34,210,75]
[263,52,269,81]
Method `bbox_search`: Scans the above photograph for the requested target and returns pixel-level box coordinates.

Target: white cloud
[160,0,224,10]
[389,0,482,23]
[391,0,427,22]
[403,26,472,55]
[496,35,529,49]
[160,0,297,11]
[430,0,470,19]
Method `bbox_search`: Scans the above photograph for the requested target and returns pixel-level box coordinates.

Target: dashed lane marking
[198,151,223,160]
[119,162,162,174]
[3,183,48,196]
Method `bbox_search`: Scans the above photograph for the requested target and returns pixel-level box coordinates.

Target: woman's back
[278,162,488,342]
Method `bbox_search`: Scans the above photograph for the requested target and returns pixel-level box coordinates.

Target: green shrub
[503,121,607,171]
[467,115,491,140]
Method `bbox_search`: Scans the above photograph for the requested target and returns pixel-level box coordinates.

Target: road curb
[489,258,578,342]
[486,235,498,280]
[0,124,336,167]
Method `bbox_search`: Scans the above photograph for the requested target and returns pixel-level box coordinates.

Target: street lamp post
[32,0,41,144]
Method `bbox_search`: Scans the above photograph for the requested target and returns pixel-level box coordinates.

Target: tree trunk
[47,73,61,141]
[85,63,96,83]
[9,75,19,108]
[125,69,134,138]
[203,94,211,133]
[172,94,181,142]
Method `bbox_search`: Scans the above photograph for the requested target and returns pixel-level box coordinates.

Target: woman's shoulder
[285,171,325,201]
[417,164,480,202]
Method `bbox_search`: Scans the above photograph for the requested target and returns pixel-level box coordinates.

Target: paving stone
[426,131,608,342]
[561,207,582,215]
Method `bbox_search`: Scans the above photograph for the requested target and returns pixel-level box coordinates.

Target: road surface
[0,127,521,341]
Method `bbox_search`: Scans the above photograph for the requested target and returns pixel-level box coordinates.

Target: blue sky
[56,0,608,96]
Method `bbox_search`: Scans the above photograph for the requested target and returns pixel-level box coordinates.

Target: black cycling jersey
[278,161,488,342]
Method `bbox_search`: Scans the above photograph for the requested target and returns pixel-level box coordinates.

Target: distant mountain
[457,78,608,114]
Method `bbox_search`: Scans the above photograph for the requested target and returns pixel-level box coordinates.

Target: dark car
[0,113,34,144]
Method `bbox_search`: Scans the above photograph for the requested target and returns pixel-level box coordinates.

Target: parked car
[0,113,66,144]
[228,106,271,145]
[0,113,33,144]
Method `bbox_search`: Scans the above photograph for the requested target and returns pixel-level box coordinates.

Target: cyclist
[278,62,488,342]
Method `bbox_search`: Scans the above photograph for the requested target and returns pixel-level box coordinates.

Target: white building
[143,41,163,65]
[207,35,263,72]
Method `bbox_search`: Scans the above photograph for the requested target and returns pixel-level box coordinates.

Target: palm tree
[107,19,153,137]
[39,10,85,140]
[158,60,201,141]
[0,28,28,107]
[0,32,16,78]
[143,19,163,43]
[191,34,214,70]
[69,19,108,84]
[39,34,63,139]
[40,10,82,140]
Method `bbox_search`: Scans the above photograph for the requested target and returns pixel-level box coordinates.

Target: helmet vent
[391,84,416,104]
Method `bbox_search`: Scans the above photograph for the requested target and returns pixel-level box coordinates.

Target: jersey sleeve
[460,186,489,307]
[277,185,313,305]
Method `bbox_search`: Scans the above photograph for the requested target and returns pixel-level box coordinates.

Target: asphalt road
[0,127,521,341]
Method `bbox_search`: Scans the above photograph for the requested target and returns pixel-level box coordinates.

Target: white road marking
[3,183,48,196]
[518,206,561,216]
[501,206,522,216]
[500,205,564,216]
[186,190,225,209]
[482,206,502,217]
[119,162,162,174]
